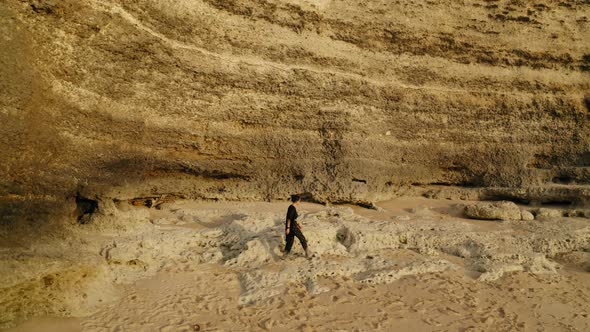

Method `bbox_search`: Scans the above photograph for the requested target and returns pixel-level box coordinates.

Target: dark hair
[291,194,301,203]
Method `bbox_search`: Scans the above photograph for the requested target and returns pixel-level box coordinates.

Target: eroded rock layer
[1,0,589,219]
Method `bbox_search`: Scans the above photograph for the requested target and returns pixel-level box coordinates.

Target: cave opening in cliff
[75,194,98,224]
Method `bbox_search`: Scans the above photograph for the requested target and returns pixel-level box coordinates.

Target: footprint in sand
[159,323,194,332]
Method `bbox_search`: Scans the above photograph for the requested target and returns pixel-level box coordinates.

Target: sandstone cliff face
[1,0,589,220]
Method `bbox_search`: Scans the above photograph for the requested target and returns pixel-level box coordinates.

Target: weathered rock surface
[464,201,521,220]
[521,210,535,221]
[0,198,590,327]
[536,208,563,219]
[2,200,589,328]
[1,0,590,225]
[2,1,590,328]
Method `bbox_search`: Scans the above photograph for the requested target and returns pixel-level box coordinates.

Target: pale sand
[5,198,590,331]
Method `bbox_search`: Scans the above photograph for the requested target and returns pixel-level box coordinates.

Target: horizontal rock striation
[1,0,589,224]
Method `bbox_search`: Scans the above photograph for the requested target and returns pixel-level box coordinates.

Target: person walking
[284,194,310,258]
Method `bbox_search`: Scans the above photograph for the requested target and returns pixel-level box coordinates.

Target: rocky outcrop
[1,0,589,225]
[535,208,563,219]
[464,201,522,221]
[5,200,589,327]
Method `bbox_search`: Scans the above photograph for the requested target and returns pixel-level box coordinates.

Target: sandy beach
[4,198,589,331]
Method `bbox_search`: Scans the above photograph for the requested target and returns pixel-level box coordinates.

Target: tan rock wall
[1,0,589,219]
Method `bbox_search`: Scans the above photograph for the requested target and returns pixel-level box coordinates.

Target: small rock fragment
[521,210,534,221]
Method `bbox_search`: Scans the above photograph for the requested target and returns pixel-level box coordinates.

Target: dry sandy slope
[4,198,590,331]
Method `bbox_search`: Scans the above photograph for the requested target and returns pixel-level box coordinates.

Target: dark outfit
[284,204,307,254]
